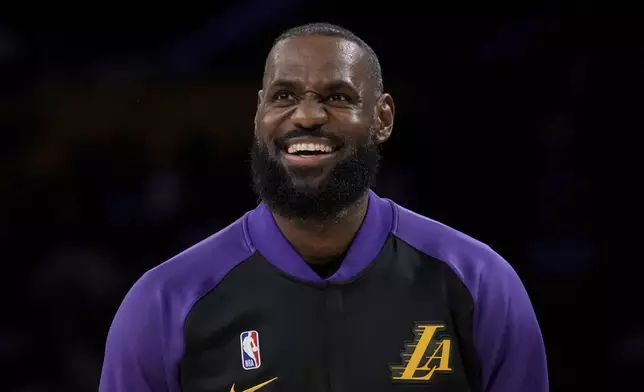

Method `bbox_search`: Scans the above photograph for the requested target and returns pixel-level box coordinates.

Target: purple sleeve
[99,273,182,392]
[470,247,548,392]
[99,215,255,392]
[392,204,548,392]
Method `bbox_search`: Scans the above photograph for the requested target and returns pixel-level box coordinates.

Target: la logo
[390,324,452,382]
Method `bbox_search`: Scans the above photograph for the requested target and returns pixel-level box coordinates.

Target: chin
[287,171,332,193]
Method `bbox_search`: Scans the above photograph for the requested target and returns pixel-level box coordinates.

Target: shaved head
[265,22,383,96]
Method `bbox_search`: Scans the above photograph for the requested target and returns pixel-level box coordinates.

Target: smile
[280,137,340,166]
[287,142,334,154]
[282,136,339,155]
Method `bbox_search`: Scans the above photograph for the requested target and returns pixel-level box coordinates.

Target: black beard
[250,133,380,221]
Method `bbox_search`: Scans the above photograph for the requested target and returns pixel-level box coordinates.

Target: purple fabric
[248,190,393,282]
[99,214,256,392]
[392,204,549,392]
[99,191,394,391]
[100,190,546,391]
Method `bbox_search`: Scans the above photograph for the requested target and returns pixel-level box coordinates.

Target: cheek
[337,110,364,126]
[255,119,281,153]
[336,112,373,142]
[257,111,289,140]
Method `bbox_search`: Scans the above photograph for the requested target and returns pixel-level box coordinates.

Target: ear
[374,93,395,144]
[254,90,264,131]
[257,89,264,107]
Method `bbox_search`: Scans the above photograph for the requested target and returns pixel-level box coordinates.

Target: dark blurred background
[0,2,639,391]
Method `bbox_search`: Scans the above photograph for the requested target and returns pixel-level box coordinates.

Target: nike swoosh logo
[229,377,278,392]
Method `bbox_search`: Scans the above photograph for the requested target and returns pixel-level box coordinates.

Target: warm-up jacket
[99,191,548,392]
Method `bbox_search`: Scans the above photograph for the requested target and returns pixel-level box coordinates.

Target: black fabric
[181,235,479,391]
[308,254,345,279]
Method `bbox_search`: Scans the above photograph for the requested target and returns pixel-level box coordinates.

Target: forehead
[265,36,368,88]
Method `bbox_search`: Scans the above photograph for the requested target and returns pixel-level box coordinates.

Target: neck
[271,192,370,264]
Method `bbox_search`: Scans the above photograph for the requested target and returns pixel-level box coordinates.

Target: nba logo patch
[240,330,261,370]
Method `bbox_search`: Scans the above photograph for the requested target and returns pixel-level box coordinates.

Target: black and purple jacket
[99,191,548,392]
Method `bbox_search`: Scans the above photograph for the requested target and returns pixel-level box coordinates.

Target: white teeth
[287,143,334,154]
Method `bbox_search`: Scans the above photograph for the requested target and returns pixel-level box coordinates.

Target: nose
[290,99,328,129]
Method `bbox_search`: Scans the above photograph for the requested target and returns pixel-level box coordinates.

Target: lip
[281,150,339,168]
[278,135,341,168]
[281,136,338,151]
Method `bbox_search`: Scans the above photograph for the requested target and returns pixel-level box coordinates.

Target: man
[99,23,548,391]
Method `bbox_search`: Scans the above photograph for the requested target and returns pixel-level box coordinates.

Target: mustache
[273,127,345,147]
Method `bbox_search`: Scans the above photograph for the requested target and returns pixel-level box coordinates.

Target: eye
[328,94,349,102]
[273,91,295,101]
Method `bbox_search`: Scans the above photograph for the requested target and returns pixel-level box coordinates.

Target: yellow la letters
[391,324,452,381]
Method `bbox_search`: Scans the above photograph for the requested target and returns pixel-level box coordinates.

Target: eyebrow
[268,78,359,94]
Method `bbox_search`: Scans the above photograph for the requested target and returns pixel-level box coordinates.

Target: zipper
[325,286,345,392]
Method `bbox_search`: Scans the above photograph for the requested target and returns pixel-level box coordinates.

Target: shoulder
[101,213,257,390]
[389,201,519,304]
[111,211,256,339]
[386,201,548,390]
[131,212,256,308]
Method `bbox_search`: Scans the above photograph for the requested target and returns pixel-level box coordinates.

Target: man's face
[251,35,394,220]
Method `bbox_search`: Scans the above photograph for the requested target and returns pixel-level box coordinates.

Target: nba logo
[240,330,261,370]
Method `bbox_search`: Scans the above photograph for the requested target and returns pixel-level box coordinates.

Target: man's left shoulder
[386,201,547,391]
[389,201,519,292]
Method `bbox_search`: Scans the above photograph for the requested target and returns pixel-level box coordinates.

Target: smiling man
[99,23,548,392]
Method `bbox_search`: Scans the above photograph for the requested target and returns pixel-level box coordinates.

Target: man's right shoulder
[131,211,257,301]
[100,213,258,391]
